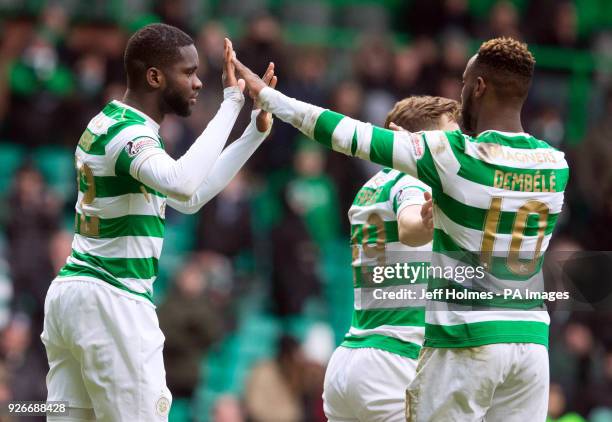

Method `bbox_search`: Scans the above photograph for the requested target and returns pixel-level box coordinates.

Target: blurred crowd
[0,0,611,421]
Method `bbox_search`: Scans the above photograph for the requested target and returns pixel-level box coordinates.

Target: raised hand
[255,62,278,132]
[222,38,245,92]
[231,54,267,97]
[420,191,434,234]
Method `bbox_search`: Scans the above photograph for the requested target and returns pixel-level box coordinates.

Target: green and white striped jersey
[258,88,570,348]
[57,100,167,303]
[342,168,431,358]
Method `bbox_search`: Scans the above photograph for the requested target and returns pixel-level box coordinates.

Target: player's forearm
[257,87,418,175]
[167,110,272,214]
[134,87,244,200]
[398,206,432,247]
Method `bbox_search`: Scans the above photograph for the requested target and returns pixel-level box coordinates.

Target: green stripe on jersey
[71,249,158,280]
[351,221,399,244]
[352,308,425,330]
[369,127,394,167]
[313,110,344,149]
[75,214,165,238]
[79,175,164,198]
[424,320,549,348]
[58,262,153,303]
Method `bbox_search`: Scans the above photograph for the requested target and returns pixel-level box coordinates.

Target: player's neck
[474,105,523,136]
[122,89,164,124]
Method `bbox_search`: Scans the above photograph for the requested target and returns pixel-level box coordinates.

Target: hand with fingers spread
[420,191,434,234]
[230,54,268,97]
[222,38,245,92]
[254,62,278,132]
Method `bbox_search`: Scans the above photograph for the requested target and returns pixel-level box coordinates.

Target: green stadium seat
[0,143,25,196]
[32,146,75,202]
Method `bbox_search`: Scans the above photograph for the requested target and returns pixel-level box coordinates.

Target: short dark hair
[124,23,194,87]
[384,96,460,131]
[474,37,535,100]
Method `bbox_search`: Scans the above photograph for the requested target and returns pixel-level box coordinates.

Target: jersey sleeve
[257,87,442,189]
[113,127,165,177]
[390,175,431,215]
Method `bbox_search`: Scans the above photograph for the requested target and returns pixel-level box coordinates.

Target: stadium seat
[0,143,25,196]
[32,146,76,202]
[337,3,390,32]
[281,0,333,28]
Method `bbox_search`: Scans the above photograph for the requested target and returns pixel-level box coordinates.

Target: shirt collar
[111,100,160,133]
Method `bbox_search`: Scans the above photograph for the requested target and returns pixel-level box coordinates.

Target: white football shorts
[41,278,172,422]
[323,346,418,422]
[406,343,549,422]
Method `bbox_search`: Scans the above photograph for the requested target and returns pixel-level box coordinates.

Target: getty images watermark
[354,251,612,311]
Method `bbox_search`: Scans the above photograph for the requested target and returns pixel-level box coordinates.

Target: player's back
[57,101,168,303]
[419,129,569,348]
[344,168,430,358]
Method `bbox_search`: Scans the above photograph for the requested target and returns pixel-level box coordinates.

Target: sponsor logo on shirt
[410,133,424,159]
[125,137,159,157]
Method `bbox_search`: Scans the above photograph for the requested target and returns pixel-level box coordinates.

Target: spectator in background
[324,81,369,233]
[213,395,245,422]
[287,140,340,247]
[0,258,13,331]
[485,0,523,40]
[270,187,321,317]
[403,0,474,38]
[1,314,47,404]
[237,13,286,80]
[573,90,612,249]
[4,29,74,146]
[158,256,222,402]
[245,335,326,422]
[548,383,586,422]
[196,170,254,258]
[579,349,612,419]
[6,163,60,320]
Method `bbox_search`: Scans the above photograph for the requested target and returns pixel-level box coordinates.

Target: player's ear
[146,67,165,89]
[474,76,486,99]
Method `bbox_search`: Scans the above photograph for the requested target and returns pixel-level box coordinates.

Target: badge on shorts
[156,396,171,417]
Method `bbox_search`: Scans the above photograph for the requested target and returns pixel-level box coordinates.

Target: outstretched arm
[231,56,426,179]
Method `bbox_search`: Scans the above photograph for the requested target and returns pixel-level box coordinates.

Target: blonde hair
[384,96,460,131]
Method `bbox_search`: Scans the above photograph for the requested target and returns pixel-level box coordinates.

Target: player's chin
[175,103,194,117]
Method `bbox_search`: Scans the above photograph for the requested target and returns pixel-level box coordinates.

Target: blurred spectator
[158,256,223,400]
[237,13,286,79]
[578,349,612,418]
[573,90,612,249]
[245,335,325,422]
[0,258,13,331]
[196,170,254,258]
[4,29,74,146]
[392,46,426,98]
[353,35,393,91]
[270,187,321,317]
[529,106,565,148]
[48,229,73,274]
[403,0,474,38]
[484,0,522,40]
[6,163,60,318]
[1,314,47,403]
[548,383,586,422]
[213,395,245,422]
[287,140,340,247]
